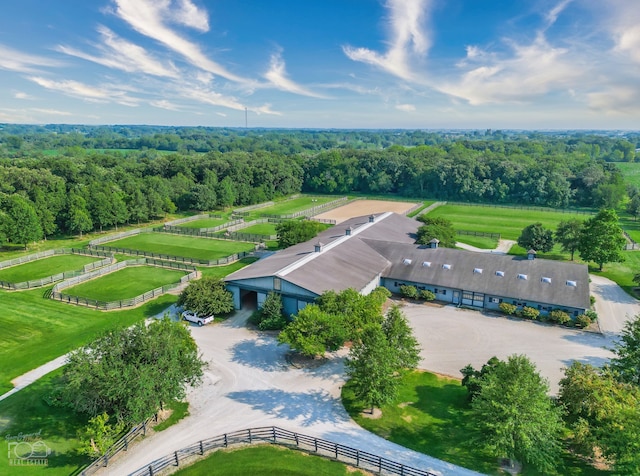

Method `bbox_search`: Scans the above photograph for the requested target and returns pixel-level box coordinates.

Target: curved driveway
[590,274,640,334]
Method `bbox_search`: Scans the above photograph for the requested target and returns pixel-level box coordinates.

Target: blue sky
[0,0,638,129]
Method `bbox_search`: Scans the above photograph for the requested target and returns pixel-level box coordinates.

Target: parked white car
[181,310,214,326]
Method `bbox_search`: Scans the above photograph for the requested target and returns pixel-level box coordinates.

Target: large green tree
[177,277,234,316]
[578,209,625,271]
[610,315,640,386]
[382,305,421,371]
[60,319,206,425]
[470,355,563,474]
[275,220,325,248]
[517,222,554,253]
[278,304,347,357]
[415,216,456,248]
[555,218,584,260]
[3,194,43,249]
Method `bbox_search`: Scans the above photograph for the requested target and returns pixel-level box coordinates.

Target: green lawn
[615,162,640,188]
[456,234,499,250]
[251,196,337,218]
[428,204,593,240]
[63,266,187,301]
[174,445,368,476]
[239,223,277,235]
[105,233,255,260]
[0,255,100,283]
[343,371,609,476]
[0,290,177,394]
[406,201,433,217]
[177,217,231,229]
[593,250,640,297]
[0,368,91,475]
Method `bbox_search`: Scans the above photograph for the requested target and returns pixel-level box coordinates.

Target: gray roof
[365,240,590,310]
[225,212,419,293]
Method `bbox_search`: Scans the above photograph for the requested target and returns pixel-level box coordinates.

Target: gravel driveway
[105,309,482,476]
[590,274,640,334]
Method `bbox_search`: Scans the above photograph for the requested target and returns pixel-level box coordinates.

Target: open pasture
[63,266,187,302]
[0,255,99,283]
[428,204,592,240]
[239,222,278,235]
[314,199,418,224]
[177,216,230,229]
[252,196,337,217]
[616,162,640,188]
[105,233,255,260]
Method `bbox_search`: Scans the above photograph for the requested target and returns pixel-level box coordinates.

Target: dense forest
[0,125,638,247]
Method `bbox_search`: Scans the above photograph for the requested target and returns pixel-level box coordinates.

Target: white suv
[181,310,214,326]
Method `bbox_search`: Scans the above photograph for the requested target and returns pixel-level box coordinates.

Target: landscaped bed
[102,233,255,260]
[63,266,187,302]
[0,254,100,282]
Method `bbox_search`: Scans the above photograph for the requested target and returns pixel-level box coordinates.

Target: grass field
[105,233,255,260]
[593,250,640,296]
[428,204,593,240]
[239,223,277,235]
[177,216,231,229]
[455,234,499,249]
[250,196,337,218]
[64,266,187,301]
[615,162,640,188]
[343,371,609,476]
[0,255,100,282]
[174,445,368,476]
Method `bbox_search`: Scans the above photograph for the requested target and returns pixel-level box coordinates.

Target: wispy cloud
[0,44,62,73]
[28,76,140,106]
[57,26,180,78]
[179,85,279,115]
[263,51,326,98]
[111,0,247,83]
[14,91,35,100]
[31,108,72,116]
[343,0,432,81]
[396,103,415,111]
[150,99,181,110]
[606,0,640,64]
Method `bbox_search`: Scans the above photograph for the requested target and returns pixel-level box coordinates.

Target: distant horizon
[1,1,639,129]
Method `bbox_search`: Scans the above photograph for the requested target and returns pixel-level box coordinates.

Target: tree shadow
[561,332,616,350]
[561,355,610,369]
[225,389,349,426]
[229,339,288,372]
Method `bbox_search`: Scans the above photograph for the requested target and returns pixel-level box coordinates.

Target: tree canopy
[517,222,554,253]
[275,220,326,248]
[177,277,234,317]
[555,218,584,260]
[609,315,640,386]
[577,209,626,271]
[415,216,457,248]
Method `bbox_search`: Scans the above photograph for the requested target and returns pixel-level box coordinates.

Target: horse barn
[224,212,590,317]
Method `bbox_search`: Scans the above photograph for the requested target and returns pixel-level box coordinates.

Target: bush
[499,302,517,315]
[549,310,571,325]
[521,306,540,320]
[575,314,592,328]
[249,292,287,331]
[419,289,436,301]
[590,295,596,306]
[399,285,418,299]
[585,309,598,321]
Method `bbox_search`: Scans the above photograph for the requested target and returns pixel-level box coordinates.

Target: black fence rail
[81,418,153,475]
[623,230,639,250]
[217,232,276,242]
[128,426,439,476]
[456,230,501,239]
[89,244,254,267]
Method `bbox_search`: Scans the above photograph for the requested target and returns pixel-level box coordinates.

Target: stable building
[224,212,590,317]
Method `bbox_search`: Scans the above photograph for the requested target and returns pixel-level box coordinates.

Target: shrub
[419,289,436,301]
[585,309,598,321]
[249,292,287,331]
[590,295,596,306]
[499,302,517,315]
[521,306,540,320]
[399,285,418,299]
[549,310,571,325]
[575,314,592,328]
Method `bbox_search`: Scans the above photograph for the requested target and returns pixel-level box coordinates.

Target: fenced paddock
[50,258,197,310]
[120,427,438,476]
[0,248,114,290]
[90,232,256,262]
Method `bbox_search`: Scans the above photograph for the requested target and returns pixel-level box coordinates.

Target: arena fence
[445,201,595,215]
[260,196,349,219]
[403,202,424,216]
[162,213,225,227]
[0,248,114,290]
[88,227,153,247]
[162,218,243,235]
[50,258,197,310]
[233,201,275,214]
[119,426,439,476]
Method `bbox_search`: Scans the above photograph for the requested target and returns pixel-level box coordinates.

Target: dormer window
[541,277,552,284]
[442,264,452,270]
[422,261,431,267]
[517,274,528,280]
[473,268,483,274]
[495,271,505,277]
[403,258,412,265]
[566,280,577,287]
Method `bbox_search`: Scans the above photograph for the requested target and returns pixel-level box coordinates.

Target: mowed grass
[455,234,499,249]
[177,216,231,229]
[0,255,100,282]
[239,223,277,235]
[105,233,255,260]
[0,290,177,393]
[64,266,187,301]
[174,445,368,476]
[593,250,640,297]
[616,162,640,188]
[428,204,593,240]
[252,196,337,217]
[343,371,609,476]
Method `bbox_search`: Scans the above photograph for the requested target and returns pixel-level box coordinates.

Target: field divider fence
[50,258,198,310]
[89,228,154,247]
[456,230,501,239]
[116,426,439,476]
[89,243,254,266]
[403,202,425,216]
[162,213,225,228]
[0,248,114,290]
[260,196,349,219]
[623,230,639,250]
[233,201,275,214]
[444,201,596,215]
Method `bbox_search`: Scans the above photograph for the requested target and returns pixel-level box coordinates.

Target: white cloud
[14,91,34,100]
[545,0,572,27]
[606,1,640,64]
[396,103,415,111]
[31,108,72,116]
[112,0,247,83]
[57,26,180,78]
[28,76,140,106]
[150,99,181,110]
[343,0,432,81]
[587,86,640,115]
[179,85,279,115]
[0,44,62,73]
[263,51,326,98]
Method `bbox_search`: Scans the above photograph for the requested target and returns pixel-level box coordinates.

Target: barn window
[422,261,431,267]
[566,280,577,287]
[541,277,552,284]
[273,277,281,291]
[517,274,528,280]
[495,270,505,277]
[442,264,452,270]
[403,258,412,265]
[473,268,483,274]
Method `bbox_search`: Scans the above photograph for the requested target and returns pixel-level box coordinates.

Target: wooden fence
[623,230,639,250]
[260,197,349,219]
[445,201,595,215]
[50,258,197,310]
[162,213,225,227]
[456,230,501,239]
[0,249,114,290]
[124,426,439,476]
[89,228,152,246]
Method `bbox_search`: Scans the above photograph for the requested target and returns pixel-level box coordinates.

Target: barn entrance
[240,289,257,311]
